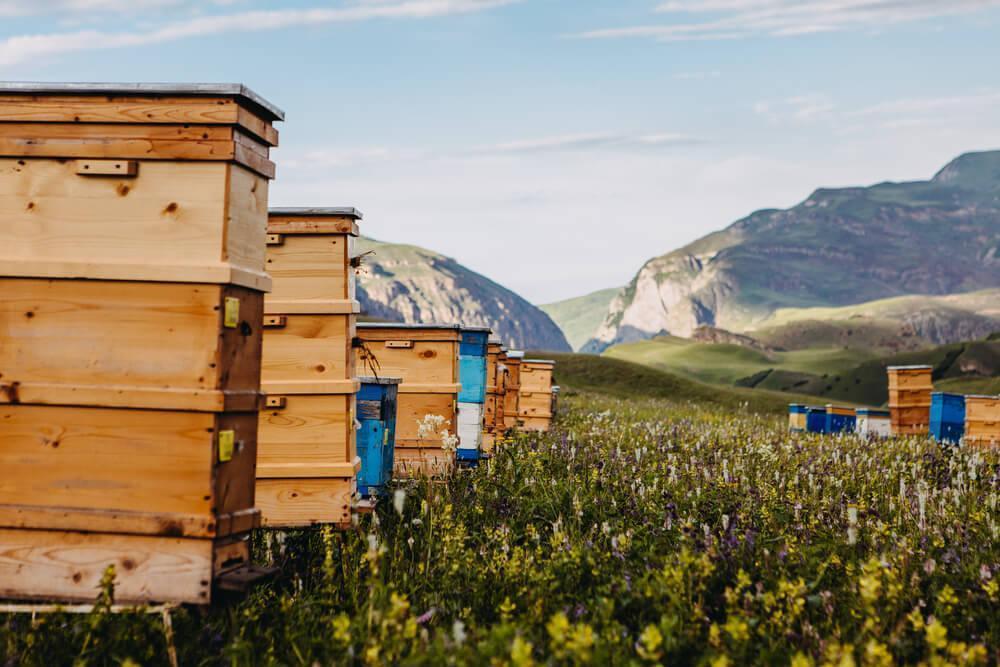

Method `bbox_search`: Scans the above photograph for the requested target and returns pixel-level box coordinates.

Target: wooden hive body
[887,366,933,436]
[482,342,503,453]
[964,395,1000,448]
[257,209,362,528]
[503,353,523,430]
[355,324,461,476]
[519,359,555,432]
[0,83,282,605]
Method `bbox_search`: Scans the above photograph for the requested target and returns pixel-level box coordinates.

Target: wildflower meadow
[2,392,998,666]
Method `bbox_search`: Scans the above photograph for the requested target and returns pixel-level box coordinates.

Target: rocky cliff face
[584,150,1000,352]
[355,237,571,352]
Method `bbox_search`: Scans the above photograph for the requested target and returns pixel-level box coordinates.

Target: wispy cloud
[282,130,705,170]
[575,0,1000,42]
[0,0,520,67]
[473,131,704,154]
[754,93,834,123]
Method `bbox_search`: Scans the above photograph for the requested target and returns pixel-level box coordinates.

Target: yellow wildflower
[925,619,948,652]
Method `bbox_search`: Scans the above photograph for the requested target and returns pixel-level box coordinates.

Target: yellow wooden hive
[481,338,505,454]
[965,395,1000,448]
[519,359,555,432]
[0,82,283,605]
[887,365,933,436]
[503,351,524,430]
[355,323,461,476]
[257,208,362,528]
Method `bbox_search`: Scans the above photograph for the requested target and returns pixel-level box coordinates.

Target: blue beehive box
[806,407,827,434]
[457,328,491,464]
[356,376,400,498]
[825,405,857,434]
[930,392,965,444]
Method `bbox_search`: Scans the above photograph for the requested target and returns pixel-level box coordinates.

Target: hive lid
[506,351,525,359]
[269,207,363,220]
[0,81,285,122]
[524,359,556,364]
[965,394,1000,399]
[358,376,402,385]
[857,408,890,415]
[357,322,462,330]
[931,392,966,398]
[886,365,933,371]
[461,326,493,333]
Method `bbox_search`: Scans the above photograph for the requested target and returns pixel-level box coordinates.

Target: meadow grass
[2,392,998,665]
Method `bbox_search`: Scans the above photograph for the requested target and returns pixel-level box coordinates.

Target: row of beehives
[0,82,557,607]
[788,365,999,447]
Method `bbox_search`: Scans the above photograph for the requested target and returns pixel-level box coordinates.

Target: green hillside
[605,335,1000,406]
[605,335,875,387]
[540,288,620,351]
[541,353,824,415]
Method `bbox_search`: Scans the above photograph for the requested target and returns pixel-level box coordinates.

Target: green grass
[542,352,833,414]
[603,336,875,387]
[601,335,1000,406]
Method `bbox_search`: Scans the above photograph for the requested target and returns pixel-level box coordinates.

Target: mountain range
[565,150,1000,352]
[355,237,571,352]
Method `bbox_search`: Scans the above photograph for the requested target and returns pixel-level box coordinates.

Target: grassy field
[603,336,875,388]
[604,336,1000,406]
[4,381,997,665]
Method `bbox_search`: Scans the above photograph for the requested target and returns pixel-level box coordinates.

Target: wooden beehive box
[0,82,283,605]
[503,352,524,430]
[887,365,933,436]
[519,359,555,432]
[965,395,1000,448]
[256,208,362,527]
[482,339,504,453]
[355,323,461,476]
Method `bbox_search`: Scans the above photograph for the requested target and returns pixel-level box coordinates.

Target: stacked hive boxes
[887,365,933,435]
[965,395,1000,448]
[256,208,362,527]
[930,393,966,444]
[503,351,524,430]
[356,377,400,499]
[0,83,282,604]
[519,359,556,432]
[356,324,462,476]
[825,405,856,434]
[856,409,891,438]
[481,338,505,453]
[456,328,491,464]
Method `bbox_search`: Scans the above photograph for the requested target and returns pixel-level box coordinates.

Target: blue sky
[4,0,1000,303]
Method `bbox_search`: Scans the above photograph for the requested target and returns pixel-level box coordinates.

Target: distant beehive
[964,395,1000,448]
[856,408,891,438]
[356,377,400,499]
[481,338,505,454]
[457,328,491,464]
[887,365,933,435]
[930,392,965,445]
[551,385,561,417]
[257,208,362,528]
[0,82,283,604]
[788,404,808,432]
[503,352,524,430]
[806,407,827,434]
[519,359,556,432]
[825,405,857,434]
[355,323,461,476]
